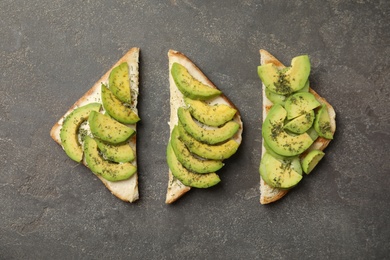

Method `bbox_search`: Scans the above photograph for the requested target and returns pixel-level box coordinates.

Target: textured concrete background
[1,0,389,259]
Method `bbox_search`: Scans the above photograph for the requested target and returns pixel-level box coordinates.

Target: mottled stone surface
[1,0,389,259]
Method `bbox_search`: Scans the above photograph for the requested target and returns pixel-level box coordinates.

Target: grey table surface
[1,0,389,259]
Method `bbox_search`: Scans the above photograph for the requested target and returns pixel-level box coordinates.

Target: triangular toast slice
[50,47,140,202]
[166,50,243,203]
[259,49,336,204]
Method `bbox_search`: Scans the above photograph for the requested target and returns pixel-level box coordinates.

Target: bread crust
[50,47,140,203]
[259,49,336,204]
[166,50,243,203]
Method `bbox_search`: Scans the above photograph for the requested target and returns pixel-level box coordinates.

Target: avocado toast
[258,49,336,204]
[166,50,243,203]
[50,47,141,202]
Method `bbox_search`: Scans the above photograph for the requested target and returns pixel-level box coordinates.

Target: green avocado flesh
[171,62,221,100]
[259,155,271,186]
[178,123,239,160]
[284,110,315,134]
[95,139,135,163]
[284,92,320,120]
[171,126,223,174]
[101,84,140,124]
[306,127,319,141]
[260,153,300,186]
[291,157,303,175]
[108,62,131,103]
[262,104,314,157]
[167,141,221,188]
[178,107,239,145]
[263,139,294,160]
[260,152,302,189]
[84,136,136,182]
[257,55,310,95]
[60,103,101,162]
[302,149,325,174]
[299,80,310,93]
[265,80,310,106]
[88,111,135,144]
[314,104,334,139]
[265,88,287,105]
[184,97,237,127]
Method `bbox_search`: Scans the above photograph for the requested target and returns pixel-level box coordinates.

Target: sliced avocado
[178,123,239,160]
[167,141,221,188]
[257,55,310,95]
[265,88,287,105]
[298,80,310,93]
[290,156,303,175]
[171,126,223,173]
[101,84,140,124]
[60,103,101,162]
[88,111,135,144]
[109,62,131,103]
[178,107,239,145]
[184,97,237,127]
[301,149,325,174]
[95,139,135,163]
[314,104,334,139]
[84,136,136,181]
[265,80,310,106]
[261,152,302,189]
[259,154,272,185]
[284,110,315,134]
[262,104,313,157]
[263,139,294,161]
[171,62,221,100]
[306,127,319,141]
[284,92,320,120]
[260,153,302,185]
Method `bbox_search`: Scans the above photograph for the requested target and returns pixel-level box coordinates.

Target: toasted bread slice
[50,47,140,202]
[259,49,336,204]
[166,50,243,203]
